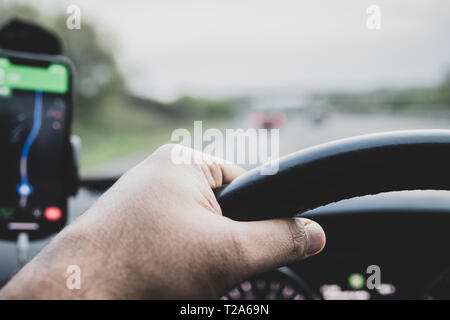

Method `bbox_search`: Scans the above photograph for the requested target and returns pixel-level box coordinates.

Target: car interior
[0,1,450,301]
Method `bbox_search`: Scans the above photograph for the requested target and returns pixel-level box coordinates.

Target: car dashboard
[225,190,450,300]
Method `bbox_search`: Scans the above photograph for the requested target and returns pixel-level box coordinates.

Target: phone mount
[0,19,79,197]
[0,19,62,55]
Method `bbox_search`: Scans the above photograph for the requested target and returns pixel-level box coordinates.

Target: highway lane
[278,111,450,155]
[83,111,450,176]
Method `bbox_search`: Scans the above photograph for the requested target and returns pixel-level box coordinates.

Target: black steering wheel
[216,129,450,300]
[216,129,450,221]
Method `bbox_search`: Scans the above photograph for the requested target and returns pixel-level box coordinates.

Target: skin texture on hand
[0,144,326,300]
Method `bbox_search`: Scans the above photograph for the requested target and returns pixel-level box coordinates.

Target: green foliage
[173,96,233,118]
[439,71,450,105]
[324,71,450,114]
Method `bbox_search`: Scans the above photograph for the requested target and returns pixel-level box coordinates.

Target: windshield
[1,0,449,177]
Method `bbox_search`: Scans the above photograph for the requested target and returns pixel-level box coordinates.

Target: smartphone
[0,49,74,240]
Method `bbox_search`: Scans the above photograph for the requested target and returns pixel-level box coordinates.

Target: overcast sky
[12,0,450,100]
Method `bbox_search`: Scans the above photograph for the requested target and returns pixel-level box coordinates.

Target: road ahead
[86,111,450,176]
[279,111,450,154]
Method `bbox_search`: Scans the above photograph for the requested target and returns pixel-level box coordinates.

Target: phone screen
[0,52,72,240]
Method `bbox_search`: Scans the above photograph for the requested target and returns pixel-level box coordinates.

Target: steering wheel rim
[216,129,450,221]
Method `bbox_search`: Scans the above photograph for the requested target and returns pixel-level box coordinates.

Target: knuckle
[146,143,189,166]
[285,219,308,260]
[209,161,224,187]
[154,143,178,156]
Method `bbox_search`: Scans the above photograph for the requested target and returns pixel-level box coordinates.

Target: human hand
[0,145,326,299]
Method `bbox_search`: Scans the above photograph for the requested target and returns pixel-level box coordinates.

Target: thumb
[231,218,326,279]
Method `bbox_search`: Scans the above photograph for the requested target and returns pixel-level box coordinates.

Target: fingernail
[305,222,326,255]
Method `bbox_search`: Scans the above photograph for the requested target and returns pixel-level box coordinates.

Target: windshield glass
[1,0,449,177]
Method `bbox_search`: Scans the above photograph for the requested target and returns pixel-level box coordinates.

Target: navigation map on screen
[0,55,70,236]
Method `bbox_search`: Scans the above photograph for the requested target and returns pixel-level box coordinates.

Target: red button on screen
[44,207,62,221]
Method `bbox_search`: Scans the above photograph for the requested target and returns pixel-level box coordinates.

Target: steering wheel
[216,129,450,221]
[216,129,450,300]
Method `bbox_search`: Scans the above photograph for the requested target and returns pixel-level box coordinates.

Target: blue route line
[17,90,42,197]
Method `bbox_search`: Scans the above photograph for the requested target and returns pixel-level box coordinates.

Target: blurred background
[1,0,450,177]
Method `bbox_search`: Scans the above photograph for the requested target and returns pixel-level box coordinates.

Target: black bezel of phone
[0,49,75,241]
